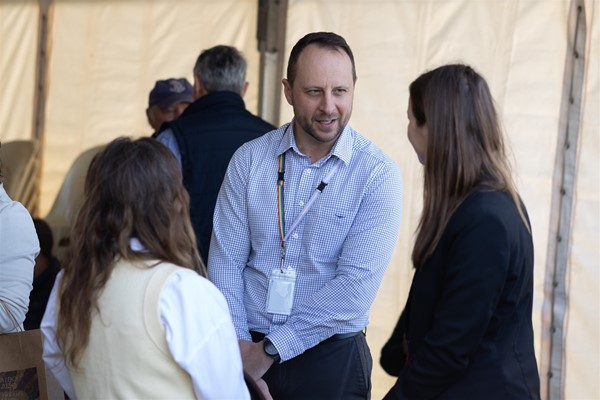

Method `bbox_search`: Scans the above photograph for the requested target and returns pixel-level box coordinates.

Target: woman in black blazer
[382,64,540,399]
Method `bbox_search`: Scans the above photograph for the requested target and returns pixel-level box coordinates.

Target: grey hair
[193,45,247,94]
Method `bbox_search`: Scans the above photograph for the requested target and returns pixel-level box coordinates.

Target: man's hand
[254,377,273,400]
[239,340,274,381]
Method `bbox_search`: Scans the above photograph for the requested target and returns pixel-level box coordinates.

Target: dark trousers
[253,332,372,400]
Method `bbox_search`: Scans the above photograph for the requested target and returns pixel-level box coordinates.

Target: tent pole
[31,0,53,216]
[256,0,288,126]
[543,1,586,399]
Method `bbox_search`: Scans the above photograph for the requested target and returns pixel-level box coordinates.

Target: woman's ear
[173,197,183,213]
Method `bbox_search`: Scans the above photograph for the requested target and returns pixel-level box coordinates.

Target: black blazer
[382,190,540,399]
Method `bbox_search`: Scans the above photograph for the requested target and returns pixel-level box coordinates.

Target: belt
[250,330,363,344]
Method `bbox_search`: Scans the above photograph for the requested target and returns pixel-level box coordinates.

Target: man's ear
[193,76,205,99]
[241,81,249,97]
[282,79,293,105]
[146,107,155,128]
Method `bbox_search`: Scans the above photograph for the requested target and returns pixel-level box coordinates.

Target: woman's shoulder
[160,267,232,326]
[167,268,227,303]
[448,190,527,233]
[0,190,33,225]
[458,190,520,216]
[450,190,528,235]
[0,188,38,249]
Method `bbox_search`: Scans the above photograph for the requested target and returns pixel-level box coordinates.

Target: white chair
[45,145,105,263]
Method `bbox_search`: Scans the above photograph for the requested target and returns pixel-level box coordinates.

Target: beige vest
[69,259,196,399]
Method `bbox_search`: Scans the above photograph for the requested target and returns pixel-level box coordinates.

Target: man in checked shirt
[208,31,403,399]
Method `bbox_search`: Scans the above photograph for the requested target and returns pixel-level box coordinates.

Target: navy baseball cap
[148,78,193,109]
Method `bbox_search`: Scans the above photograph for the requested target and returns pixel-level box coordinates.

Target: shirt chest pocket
[304,203,355,262]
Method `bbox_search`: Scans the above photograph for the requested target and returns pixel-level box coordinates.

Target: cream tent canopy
[1,1,597,399]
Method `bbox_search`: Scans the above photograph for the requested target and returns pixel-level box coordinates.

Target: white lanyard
[276,152,343,271]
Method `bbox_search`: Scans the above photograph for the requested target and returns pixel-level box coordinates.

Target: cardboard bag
[0,328,64,400]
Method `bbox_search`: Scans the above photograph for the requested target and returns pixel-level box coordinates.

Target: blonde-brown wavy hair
[56,137,204,367]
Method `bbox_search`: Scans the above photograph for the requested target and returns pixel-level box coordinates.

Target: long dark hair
[410,64,529,268]
[57,137,203,367]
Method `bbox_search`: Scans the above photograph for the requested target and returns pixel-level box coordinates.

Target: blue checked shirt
[208,122,403,361]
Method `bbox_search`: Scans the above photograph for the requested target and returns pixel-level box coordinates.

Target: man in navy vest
[157,45,275,264]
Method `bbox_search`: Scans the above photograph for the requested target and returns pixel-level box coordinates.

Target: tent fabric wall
[0,0,38,143]
[41,0,263,216]
[0,1,598,399]
[284,1,594,397]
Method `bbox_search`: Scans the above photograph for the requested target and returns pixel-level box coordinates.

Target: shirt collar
[276,120,353,166]
[129,237,147,252]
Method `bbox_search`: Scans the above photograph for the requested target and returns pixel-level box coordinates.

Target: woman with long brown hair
[382,64,540,399]
[41,137,249,399]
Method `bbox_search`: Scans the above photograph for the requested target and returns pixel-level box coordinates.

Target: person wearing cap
[146,77,193,138]
[156,45,275,264]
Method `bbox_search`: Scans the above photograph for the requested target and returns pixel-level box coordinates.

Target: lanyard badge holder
[266,152,342,316]
[266,264,297,315]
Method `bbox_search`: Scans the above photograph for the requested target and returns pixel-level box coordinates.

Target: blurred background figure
[0,141,39,333]
[24,218,61,330]
[157,45,275,264]
[146,78,193,137]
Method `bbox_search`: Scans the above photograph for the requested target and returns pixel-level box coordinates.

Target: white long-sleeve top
[0,183,38,332]
[41,267,250,400]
